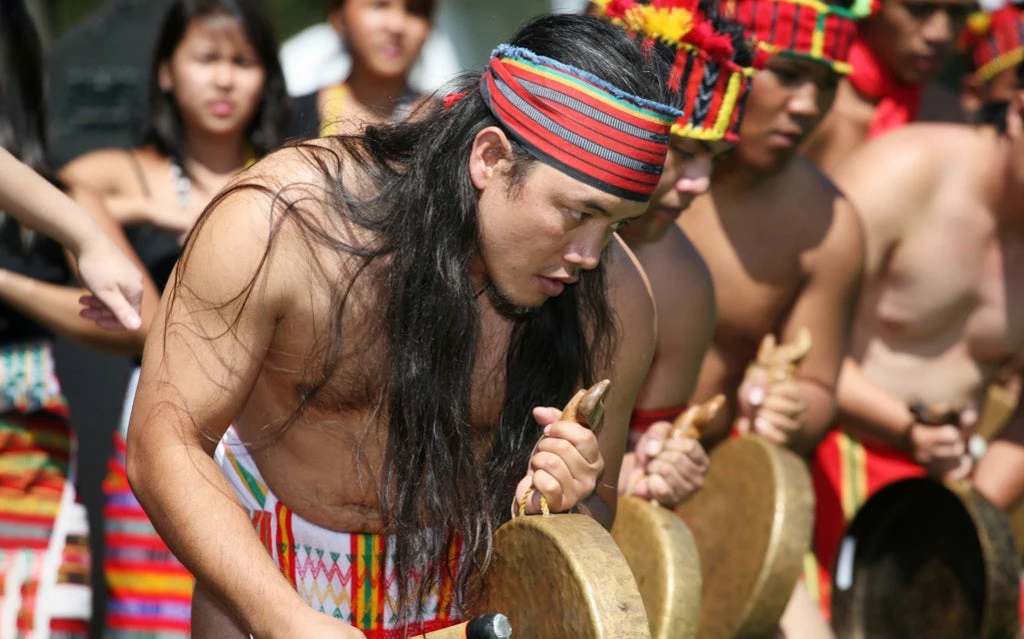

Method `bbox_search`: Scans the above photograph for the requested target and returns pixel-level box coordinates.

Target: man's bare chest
[682,209,806,343]
[879,223,1024,361]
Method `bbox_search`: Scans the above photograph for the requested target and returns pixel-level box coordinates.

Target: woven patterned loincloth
[216,427,462,638]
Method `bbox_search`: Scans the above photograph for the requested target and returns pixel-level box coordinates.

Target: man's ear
[961,73,984,117]
[1006,90,1024,140]
[327,5,345,38]
[158,61,174,93]
[469,126,514,191]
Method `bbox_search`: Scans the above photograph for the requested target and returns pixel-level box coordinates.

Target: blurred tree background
[30,0,324,44]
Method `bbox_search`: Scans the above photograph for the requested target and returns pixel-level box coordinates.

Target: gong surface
[831,478,1020,639]
[473,514,651,639]
[673,435,814,639]
[611,496,702,639]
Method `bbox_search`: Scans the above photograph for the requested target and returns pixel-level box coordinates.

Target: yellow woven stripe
[837,432,867,520]
[106,570,195,597]
[811,21,826,58]
[803,552,821,602]
[977,48,1024,83]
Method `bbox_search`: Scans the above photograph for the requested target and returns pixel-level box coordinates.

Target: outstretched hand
[75,235,144,331]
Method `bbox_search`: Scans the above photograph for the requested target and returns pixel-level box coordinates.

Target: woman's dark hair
[0,0,49,178]
[173,12,667,633]
[143,0,289,167]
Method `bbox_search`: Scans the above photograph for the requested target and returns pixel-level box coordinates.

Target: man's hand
[618,420,709,507]
[906,422,972,481]
[282,606,368,639]
[74,233,143,331]
[514,406,604,515]
[737,368,808,446]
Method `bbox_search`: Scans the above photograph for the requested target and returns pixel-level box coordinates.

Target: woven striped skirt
[215,427,462,638]
[103,367,192,637]
[0,341,91,638]
[0,405,91,639]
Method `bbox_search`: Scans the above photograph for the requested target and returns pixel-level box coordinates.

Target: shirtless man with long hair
[128,14,684,638]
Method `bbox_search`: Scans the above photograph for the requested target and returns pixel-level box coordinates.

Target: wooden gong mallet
[611,394,725,639]
[674,329,816,639]
[471,380,652,639]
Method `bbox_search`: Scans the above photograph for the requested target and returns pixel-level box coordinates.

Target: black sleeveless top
[0,220,71,344]
[121,151,181,293]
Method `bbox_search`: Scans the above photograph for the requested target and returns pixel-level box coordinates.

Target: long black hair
[174,12,668,630]
[0,0,49,179]
[143,0,289,167]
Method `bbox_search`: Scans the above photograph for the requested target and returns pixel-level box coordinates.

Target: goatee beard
[483,279,541,319]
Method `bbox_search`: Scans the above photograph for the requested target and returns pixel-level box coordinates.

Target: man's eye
[611,219,631,232]
[567,209,588,222]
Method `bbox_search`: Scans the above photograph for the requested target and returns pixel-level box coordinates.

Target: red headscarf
[847,37,923,138]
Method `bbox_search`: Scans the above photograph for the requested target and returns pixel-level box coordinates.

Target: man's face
[474,161,646,313]
[985,65,1023,105]
[862,0,974,85]
[618,135,732,245]
[733,55,840,173]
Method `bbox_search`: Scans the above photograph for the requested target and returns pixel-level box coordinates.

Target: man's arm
[975,371,1024,509]
[126,161,363,638]
[823,127,966,460]
[589,237,658,526]
[625,228,715,505]
[768,186,864,455]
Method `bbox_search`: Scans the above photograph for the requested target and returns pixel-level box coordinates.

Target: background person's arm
[0,147,143,328]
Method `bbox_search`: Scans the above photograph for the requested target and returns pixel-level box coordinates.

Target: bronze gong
[472,381,652,638]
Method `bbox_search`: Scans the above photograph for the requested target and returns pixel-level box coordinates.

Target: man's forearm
[128,435,310,637]
[578,489,615,530]
[835,358,915,449]
[974,402,1024,510]
[793,379,837,455]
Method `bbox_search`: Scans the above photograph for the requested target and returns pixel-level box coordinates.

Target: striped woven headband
[479,44,681,202]
[724,0,858,75]
[960,6,1024,83]
[593,0,754,143]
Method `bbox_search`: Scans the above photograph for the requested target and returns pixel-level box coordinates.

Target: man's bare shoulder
[606,236,657,355]
[634,226,713,320]
[784,157,864,270]
[178,142,374,311]
[834,123,971,197]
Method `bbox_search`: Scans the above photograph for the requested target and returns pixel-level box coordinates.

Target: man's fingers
[539,421,602,463]
[753,417,789,444]
[760,392,804,419]
[755,409,800,435]
[530,449,575,485]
